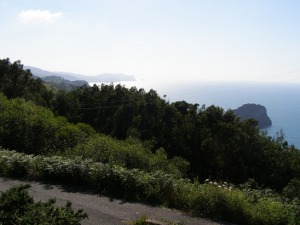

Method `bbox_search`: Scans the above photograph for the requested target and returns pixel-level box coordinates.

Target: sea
[91,78,300,149]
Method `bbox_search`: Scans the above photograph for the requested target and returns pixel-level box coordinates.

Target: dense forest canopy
[1,58,300,194]
[0,58,53,106]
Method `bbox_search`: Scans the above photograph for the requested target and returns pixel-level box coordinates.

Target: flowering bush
[0,148,299,225]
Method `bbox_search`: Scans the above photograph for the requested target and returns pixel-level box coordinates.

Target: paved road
[0,177,231,225]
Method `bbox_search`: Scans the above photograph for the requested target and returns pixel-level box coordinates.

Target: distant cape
[233,103,272,129]
[24,66,136,83]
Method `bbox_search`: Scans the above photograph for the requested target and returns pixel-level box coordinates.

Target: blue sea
[92,79,300,149]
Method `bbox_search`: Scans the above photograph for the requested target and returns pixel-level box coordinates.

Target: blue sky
[1,0,300,82]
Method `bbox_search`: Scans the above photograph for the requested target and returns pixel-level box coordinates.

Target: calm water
[92,79,300,149]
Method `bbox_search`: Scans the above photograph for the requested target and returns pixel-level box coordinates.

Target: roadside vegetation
[1,58,300,224]
[0,183,87,225]
[0,149,299,225]
[130,216,185,225]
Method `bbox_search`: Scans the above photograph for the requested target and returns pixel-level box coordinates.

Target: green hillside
[1,58,300,225]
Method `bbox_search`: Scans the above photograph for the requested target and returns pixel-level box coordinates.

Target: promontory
[233,103,272,129]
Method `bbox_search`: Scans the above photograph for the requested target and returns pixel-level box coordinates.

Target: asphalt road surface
[0,177,232,225]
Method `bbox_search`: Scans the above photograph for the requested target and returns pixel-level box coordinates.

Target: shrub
[0,93,94,154]
[0,148,299,225]
[63,134,189,177]
[283,178,300,200]
[0,184,87,225]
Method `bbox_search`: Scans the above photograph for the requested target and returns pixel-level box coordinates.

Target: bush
[283,178,300,200]
[0,184,87,225]
[0,148,299,225]
[0,93,95,154]
[63,134,189,177]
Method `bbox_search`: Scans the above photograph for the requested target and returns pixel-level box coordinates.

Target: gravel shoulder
[0,177,231,225]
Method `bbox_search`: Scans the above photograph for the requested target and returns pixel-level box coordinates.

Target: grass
[130,216,186,225]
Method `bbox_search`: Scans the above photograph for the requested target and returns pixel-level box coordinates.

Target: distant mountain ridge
[24,66,136,83]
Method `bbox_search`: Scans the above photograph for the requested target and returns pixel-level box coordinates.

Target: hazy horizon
[1,0,300,83]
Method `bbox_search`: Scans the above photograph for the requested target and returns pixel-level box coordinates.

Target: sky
[1,0,300,83]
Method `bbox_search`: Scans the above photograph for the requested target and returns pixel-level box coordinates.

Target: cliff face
[233,104,272,128]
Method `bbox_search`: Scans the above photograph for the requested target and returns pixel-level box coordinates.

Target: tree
[0,93,95,154]
[0,58,53,106]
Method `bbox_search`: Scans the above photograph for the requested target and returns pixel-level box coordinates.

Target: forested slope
[1,58,300,225]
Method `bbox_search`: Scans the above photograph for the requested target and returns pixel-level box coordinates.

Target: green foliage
[0,149,299,225]
[2,58,300,224]
[283,178,300,200]
[2,58,300,194]
[0,58,53,106]
[48,81,300,191]
[0,184,87,225]
[131,216,148,225]
[63,135,189,177]
[131,216,185,225]
[0,93,95,154]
